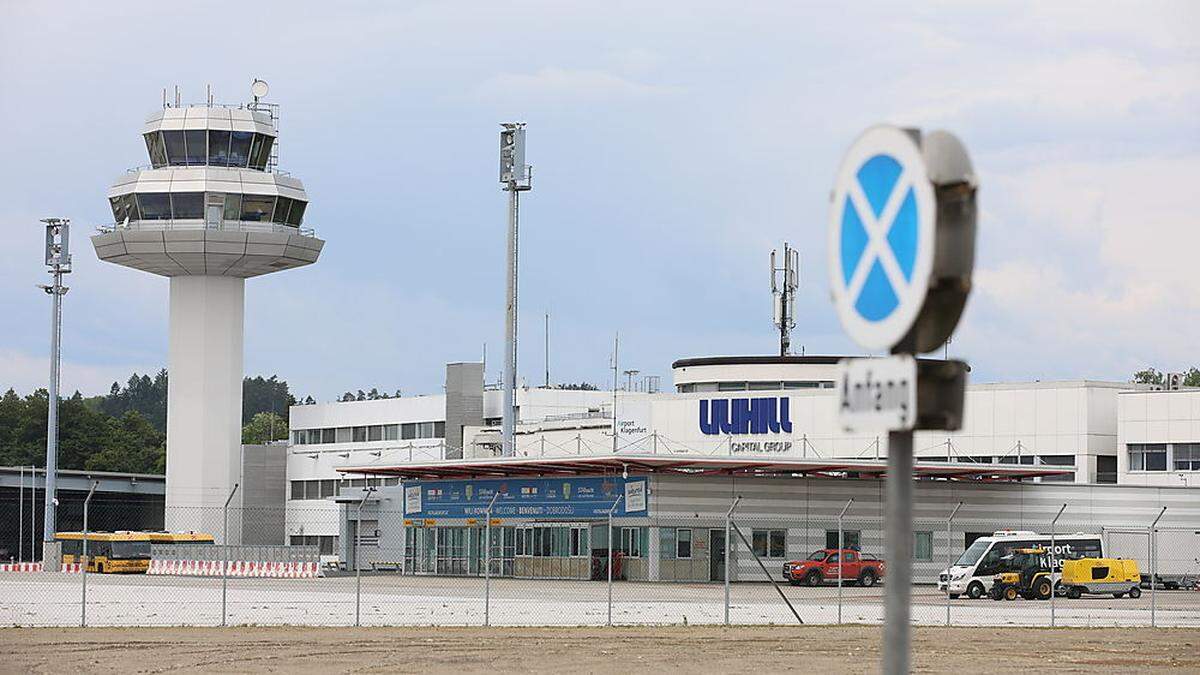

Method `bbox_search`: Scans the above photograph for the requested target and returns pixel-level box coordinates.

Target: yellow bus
[56,531,153,573]
[147,531,216,546]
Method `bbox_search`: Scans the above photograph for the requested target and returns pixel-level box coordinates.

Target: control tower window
[250,134,274,170]
[241,194,276,222]
[208,130,231,166]
[183,130,207,166]
[163,131,186,165]
[229,131,253,168]
[144,132,167,168]
[137,193,172,220]
[286,200,306,226]
[223,194,242,221]
[109,194,141,223]
[171,192,204,219]
[273,197,294,224]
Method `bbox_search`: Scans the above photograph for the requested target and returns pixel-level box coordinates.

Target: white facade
[1117,389,1200,487]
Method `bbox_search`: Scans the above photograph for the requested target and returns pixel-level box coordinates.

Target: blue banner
[404,476,648,519]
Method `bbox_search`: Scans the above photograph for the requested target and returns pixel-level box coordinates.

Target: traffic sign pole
[883,429,913,675]
[827,125,976,675]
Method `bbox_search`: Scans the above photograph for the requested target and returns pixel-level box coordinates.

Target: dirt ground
[2,626,1198,674]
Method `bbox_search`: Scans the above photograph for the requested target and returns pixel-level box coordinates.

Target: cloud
[0,348,156,397]
[955,152,1200,379]
[476,67,681,104]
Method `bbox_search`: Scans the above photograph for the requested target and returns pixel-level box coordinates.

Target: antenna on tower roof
[771,243,800,356]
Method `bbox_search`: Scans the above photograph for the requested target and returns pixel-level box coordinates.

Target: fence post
[221,483,240,627]
[356,486,377,627]
[484,492,501,626]
[725,495,742,626]
[944,501,963,627]
[837,498,853,625]
[1049,503,1066,627]
[1150,506,1166,627]
[607,495,623,627]
[80,480,97,627]
[18,466,24,563]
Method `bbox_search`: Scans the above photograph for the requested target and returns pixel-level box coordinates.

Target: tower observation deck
[91,85,324,539]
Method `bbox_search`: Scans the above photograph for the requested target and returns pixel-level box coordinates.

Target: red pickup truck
[783,549,885,587]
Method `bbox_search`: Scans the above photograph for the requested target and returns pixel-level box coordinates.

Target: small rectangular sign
[838,356,917,432]
[404,486,422,514]
[624,479,647,513]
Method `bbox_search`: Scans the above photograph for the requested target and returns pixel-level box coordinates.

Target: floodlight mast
[40,218,71,551]
[499,123,531,457]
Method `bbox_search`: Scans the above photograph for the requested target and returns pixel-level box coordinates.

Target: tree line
[0,371,307,475]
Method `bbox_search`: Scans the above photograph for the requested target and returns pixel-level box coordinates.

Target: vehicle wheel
[1035,579,1053,600]
[967,582,985,600]
[949,594,961,600]
[1112,592,1125,599]
[789,579,801,586]
[991,587,1004,601]
[859,570,877,588]
[96,562,104,574]
[1067,587,1082,600]
[1129,586,1142,599]
[805,571,822,587]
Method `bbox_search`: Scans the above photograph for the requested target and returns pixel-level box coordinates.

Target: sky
[1,1,1197,401]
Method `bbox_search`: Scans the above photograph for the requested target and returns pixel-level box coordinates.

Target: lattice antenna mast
[771,243,800,356]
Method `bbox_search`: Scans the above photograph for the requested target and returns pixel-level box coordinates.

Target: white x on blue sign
[829,126,936,351]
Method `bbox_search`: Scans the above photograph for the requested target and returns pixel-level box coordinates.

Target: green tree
[1185,367,1200,388]
[242,411,289,445]
[242,375,296,425]
[1132,368,1164,385]
[85,411,166,474]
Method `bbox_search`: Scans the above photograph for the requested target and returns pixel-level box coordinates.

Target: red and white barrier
[0,562,82,573]
[147,559,320,578]
[0,562,42,572]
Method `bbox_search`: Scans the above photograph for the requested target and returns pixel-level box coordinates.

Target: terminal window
[659,528,693,560]
[1174,443,1200,471]
[825,530,860,551]
[754,529,787,558]
[1128,443,1167,471]
[914,531,933,561]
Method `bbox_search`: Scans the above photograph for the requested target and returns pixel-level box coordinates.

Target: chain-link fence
[1,501,1198,627]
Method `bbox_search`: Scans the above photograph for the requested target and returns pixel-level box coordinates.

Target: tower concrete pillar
[166,276,244,537]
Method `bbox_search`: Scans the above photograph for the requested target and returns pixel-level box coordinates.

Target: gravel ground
[2,626,1199,674]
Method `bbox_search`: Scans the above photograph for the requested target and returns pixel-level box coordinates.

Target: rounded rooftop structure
[91,100,322,278]
[671,355,842,393]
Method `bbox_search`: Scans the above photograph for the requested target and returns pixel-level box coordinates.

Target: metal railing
[96,220,315,238]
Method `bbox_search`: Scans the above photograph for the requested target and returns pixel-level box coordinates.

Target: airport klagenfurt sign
[829,125,977,433]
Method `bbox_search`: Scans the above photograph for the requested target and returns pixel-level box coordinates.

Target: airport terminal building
[283,356,1200,573]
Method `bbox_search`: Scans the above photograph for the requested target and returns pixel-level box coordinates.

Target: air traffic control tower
[92,83,322,538]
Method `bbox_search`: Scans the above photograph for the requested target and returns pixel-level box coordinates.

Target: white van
[938,530,1103,599]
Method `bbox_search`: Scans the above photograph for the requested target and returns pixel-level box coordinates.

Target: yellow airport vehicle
[147,531,216,546]
[56,531,153,573]
[990,547,1053,601]
[1060,557,1142,599]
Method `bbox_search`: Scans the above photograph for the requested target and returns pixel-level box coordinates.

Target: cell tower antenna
[771,243,800,356]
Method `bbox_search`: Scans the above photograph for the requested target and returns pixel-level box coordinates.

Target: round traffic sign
[829,126,937,352]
